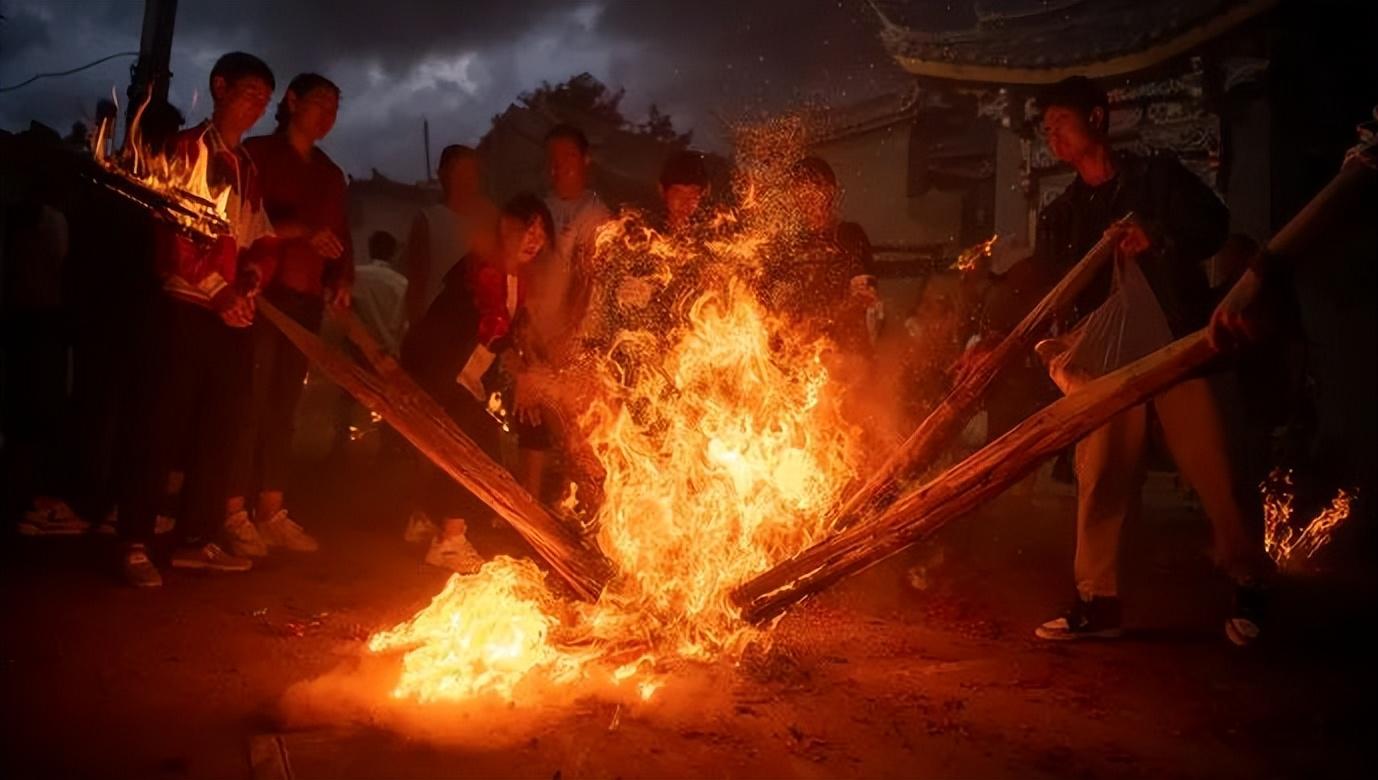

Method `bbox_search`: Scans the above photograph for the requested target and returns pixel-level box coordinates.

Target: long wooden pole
[734,329,1217,624]
[829,214,1134,526]
[259,300,613,600]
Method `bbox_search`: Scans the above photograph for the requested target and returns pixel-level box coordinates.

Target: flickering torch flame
[86,90,231,243]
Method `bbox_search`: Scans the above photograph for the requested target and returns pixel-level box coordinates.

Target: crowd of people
[5,49,1372,648]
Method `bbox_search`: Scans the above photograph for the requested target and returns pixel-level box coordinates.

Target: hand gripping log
[258,300,613,600]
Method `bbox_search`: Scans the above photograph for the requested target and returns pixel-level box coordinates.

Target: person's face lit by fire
[211,75,273,139]
[661,183,705,231]
[499,214,549,273]
[1040,104,1106,165]
[546,137,590,200]
[441,155,482,201]
[286,87,338,143]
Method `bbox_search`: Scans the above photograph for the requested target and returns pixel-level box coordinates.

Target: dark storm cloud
[1,0,902,180]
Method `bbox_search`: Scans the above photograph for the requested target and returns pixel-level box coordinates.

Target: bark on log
[259,300,613,600]
[734,328,1217,624]
[830,214,1134,525]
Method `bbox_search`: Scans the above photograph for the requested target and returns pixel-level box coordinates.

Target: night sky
[1,0,910,180]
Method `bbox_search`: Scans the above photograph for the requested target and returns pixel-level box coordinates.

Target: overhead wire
[0,51,139,93]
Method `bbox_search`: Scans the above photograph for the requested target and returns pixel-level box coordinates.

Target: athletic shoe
[1225,581,1267,647]
[403,510,439,543]
[95,508,119,536]
[257,509,319,552]
[224,510,268,558]
[18,498,90,536]
[171,543,252,572]
[122,543,163,588]
[424,528,484,574]
[1035,596,1124,640]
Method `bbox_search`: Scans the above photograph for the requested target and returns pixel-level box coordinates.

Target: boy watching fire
[227,73,353,559]
[119,52,278,588]
[517,124,611,502]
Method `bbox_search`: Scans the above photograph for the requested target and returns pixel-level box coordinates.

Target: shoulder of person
[167,122,211,158]
[310,146,348,181]
[241,133,275,154]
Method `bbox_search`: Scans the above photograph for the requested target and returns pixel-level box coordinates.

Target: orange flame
[1262,468,1356,568]
[951,234,999,273]
[95,91,231,239]
[370,125,871,703]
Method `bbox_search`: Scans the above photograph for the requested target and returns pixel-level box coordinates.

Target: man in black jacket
[1025,77,1266,646]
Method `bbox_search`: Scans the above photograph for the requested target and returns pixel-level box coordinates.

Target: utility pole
[423,118,433,184]
[127,0,178,125]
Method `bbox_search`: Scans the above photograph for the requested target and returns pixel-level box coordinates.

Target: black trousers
[419,386,501,523]
[233,287,322,501]
[120,298,253,544]
[0,311,71,519]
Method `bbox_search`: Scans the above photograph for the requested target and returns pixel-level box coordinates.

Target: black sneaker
[1225,581,1267,647]
[1035,596,1123,640]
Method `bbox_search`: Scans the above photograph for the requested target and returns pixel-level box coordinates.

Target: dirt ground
[3,446,1374,779]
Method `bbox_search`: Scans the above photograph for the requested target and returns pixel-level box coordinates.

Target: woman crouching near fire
[398,194,554,571]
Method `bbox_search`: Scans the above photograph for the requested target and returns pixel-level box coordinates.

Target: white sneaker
[122,543,163,588]
[171,542,252,572]
[424,526,484,573]
[257,509,319,552]
[18,498,90,536]
[403,510,439,543]
[225,510,268,557]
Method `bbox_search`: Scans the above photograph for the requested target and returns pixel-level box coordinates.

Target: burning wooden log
[258,300,614,600]
[828,214,1135,527]
[734,328,1217,624]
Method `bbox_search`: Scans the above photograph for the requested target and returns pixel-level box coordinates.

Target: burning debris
[1262,469,1357,570]
[86,93,231,243]
[950,234,998,273]
[364,135,872,704]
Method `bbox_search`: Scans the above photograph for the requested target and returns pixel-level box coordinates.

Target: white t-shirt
[525,190,611,353]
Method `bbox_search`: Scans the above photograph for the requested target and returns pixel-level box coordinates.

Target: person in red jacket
[399,193,553,571]
[229,73,352,558]
[118,52,278,587]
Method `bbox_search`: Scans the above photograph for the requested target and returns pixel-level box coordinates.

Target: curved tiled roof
[872,0,1276,83]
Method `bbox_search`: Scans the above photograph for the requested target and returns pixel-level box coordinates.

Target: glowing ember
[951,234,998,273]
[369,130,871,703]
[1262,468,1356,568]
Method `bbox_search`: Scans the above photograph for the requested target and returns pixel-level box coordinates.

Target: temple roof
[872,0,1276,83]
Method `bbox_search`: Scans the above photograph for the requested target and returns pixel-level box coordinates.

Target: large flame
[93,91,231,239]
[371,134,872,703]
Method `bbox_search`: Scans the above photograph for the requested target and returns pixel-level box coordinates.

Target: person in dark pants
[117,52,278,587]
[400,193,553,571]
[232,73,353,557]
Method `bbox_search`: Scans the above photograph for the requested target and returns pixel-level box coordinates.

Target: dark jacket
[1033,150,1228,337]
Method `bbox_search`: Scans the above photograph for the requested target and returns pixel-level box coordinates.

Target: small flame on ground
[1262,468,1357,568]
